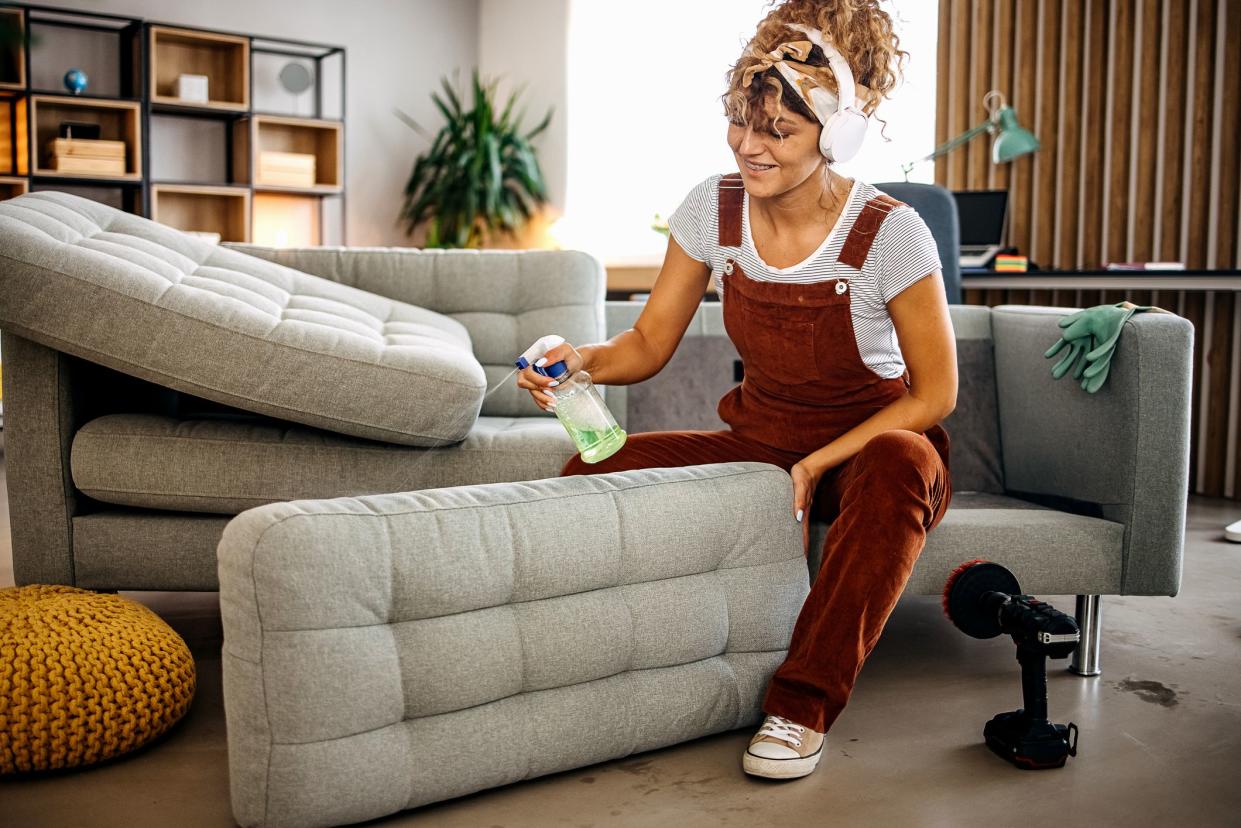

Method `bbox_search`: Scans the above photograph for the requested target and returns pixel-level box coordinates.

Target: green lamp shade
[991,106,1040,163]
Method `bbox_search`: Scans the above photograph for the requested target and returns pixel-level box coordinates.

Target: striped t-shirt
[668,173,942,380]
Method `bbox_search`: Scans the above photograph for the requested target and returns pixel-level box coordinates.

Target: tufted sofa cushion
[0,191,486,446]
[219,462,809,827]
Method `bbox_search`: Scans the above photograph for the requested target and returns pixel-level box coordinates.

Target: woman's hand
[790,459,822,557]
[516,340,586,412]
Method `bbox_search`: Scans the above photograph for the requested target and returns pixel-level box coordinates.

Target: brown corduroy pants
[561,425,951,733]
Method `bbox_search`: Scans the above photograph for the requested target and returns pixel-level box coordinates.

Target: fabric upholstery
[991,305,1193,594]
[0,191,486,446]
[807,490,1125,596]
[70,413,576,514]
[222,244,608,418]
[73,511,233,591]
[0,332,81,586]
[218,462,809,827]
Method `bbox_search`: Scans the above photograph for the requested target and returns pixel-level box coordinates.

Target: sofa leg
[1069,594,1102,676]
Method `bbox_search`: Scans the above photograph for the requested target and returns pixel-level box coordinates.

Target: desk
[961,270,1241,502]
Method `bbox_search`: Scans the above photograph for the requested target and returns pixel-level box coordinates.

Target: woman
[517,0,956,781]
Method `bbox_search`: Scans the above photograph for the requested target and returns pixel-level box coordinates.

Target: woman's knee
[860,429,939,468]
[849,430,943,497]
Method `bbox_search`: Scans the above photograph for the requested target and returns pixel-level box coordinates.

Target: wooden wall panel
[937,0,1241,272]
[1185,0,1218,270]
[1131,0,1161,262]
[1055,3,1084,268]
[1080,0,1110,269]
[1156,0,1191,262]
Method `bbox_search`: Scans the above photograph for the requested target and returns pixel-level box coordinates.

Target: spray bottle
[517,335,627,464]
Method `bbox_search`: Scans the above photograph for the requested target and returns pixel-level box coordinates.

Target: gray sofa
[0,190,1194,683]
[218,461,810,827]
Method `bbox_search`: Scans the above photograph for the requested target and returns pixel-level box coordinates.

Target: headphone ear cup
[820,107,869,163]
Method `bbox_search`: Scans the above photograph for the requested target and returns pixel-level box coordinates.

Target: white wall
[477,0,569,213]
[33,0,480,246]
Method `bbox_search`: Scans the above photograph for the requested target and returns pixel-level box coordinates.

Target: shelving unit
[148,25,247,112]
[0,173,27,199]
[233,114,341,192]
[151,183,249,241]
[30,94,141,178]
[0,2,346,243]
[0,6,25,90]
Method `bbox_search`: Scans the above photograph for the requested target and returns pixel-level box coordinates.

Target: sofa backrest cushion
[0,191,486,447]
[223,244,608,418]
[941,304,1005,493]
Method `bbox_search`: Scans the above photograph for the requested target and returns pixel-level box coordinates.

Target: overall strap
[837,193,906,270]
[718,173,745,247]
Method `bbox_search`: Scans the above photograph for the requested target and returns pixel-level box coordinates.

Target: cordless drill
[943,559,1081,769]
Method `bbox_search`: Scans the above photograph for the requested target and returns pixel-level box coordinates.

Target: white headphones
[782,22,870,163]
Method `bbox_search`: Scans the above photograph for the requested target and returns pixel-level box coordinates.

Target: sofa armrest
[219,461,807,826]
[2,332,81,585]
[224,244,607,417]
[991,305,1194,595]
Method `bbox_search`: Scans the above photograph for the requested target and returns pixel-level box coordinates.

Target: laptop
[953,190,1009,268]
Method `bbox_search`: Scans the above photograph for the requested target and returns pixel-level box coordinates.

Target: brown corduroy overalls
[561,172,952,733]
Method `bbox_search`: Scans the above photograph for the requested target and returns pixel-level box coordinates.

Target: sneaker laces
[756,714,806,747]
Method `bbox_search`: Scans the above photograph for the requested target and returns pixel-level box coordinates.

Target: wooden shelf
[30,95,142,180]
[0,175,28,201]
[151,183,251,243]
[149,25,249,111]
[233,115,341,191]
[0,8,25,91]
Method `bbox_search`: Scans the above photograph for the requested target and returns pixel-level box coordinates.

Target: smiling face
[726,86,825,195]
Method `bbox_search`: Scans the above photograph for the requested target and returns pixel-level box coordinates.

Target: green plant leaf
[399,68,554,248]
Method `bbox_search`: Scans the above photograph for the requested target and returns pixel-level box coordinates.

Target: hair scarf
[739,36,842,128]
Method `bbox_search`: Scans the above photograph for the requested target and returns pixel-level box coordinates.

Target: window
[560,0,938,264]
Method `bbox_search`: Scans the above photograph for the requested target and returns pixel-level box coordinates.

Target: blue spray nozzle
[535,360,569,379]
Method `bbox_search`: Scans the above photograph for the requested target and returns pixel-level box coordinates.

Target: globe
[63,68,89,95]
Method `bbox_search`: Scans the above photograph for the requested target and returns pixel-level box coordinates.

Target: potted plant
[396,68,553,249]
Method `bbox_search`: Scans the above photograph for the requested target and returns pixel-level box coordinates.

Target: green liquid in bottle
[564,422,628,463]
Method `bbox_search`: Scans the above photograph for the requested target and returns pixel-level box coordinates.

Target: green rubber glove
[1044,334,1091,380]
[1044,302,1170,393]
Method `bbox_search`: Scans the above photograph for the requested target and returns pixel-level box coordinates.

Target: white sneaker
[742,714,825,779]
[1225,519,1241,543]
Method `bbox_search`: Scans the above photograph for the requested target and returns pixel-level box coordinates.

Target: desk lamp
[902,90,1039,181]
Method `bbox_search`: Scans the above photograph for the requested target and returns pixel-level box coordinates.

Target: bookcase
[0,2,346,244]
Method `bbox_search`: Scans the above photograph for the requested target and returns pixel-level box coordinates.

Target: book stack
[993,254,1028,272]
[48,137,126,175]
[1105,262,1186,271]
[257,151,316,188]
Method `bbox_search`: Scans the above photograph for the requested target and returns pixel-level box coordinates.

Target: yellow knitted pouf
[0,585,197,774]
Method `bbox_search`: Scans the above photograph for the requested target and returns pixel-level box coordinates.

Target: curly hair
[722,0,909,147]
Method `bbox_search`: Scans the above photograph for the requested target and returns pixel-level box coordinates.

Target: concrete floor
[1,449,1239,827]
